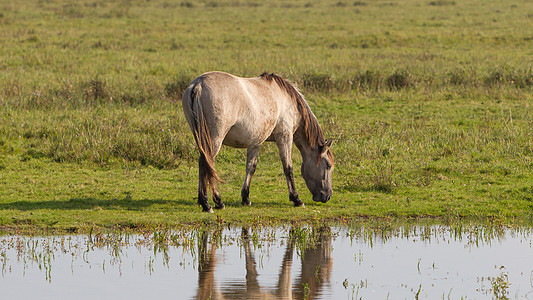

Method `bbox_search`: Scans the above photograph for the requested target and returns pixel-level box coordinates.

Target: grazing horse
[182,72,334,212]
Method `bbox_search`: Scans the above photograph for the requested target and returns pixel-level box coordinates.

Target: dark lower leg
[212,186,224,209]
[241,147,259,206]
[284,166,303,207]
[198,190,212,212]
[241,187,251,206]
[198,155,213,212]
[276,137,304,207]
[289,191,303,206]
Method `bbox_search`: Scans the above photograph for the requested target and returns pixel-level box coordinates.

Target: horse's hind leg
[197,135,224,212]
[241,146,260,206]
[198,154,213,213]
[210,140,224,209]
[212,184,224,209]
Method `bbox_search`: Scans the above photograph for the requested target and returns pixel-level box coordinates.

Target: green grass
[0,0,532,232]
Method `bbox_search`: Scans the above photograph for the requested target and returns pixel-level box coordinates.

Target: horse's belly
[222,122,274,148]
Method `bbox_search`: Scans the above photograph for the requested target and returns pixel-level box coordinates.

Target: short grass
[0,0,532,232]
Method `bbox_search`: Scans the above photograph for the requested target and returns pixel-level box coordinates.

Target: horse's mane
[260,72,326,149]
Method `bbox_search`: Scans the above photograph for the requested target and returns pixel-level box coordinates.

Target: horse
[182,71,334,212]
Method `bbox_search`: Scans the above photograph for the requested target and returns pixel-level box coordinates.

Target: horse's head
[301,139,334,203]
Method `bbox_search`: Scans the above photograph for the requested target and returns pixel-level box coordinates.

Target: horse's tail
[188,81,221,187]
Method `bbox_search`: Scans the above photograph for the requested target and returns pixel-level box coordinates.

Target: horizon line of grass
[1,66,531,109]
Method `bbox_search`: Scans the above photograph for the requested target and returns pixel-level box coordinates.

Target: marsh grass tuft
[300,72,335,92]
[180,1,195,8]
[485,266,510,299]
[371,162,398,193]
[484,67,533,88]
[165,73,193,100]
[386,69,415,90]
[428,0,456,6]
[84,77,108,103]
[342,161,399,194]
[352,70,383,90]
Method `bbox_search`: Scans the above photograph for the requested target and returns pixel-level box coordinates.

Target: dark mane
[260,72,326,148]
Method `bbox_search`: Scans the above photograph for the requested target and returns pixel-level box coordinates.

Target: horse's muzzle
[313,192,331,203]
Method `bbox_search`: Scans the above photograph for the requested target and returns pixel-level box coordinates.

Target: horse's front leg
[241,146,260,206]
[275,136,304,207]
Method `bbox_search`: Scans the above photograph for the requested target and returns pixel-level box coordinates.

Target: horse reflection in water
[194,227,332,299]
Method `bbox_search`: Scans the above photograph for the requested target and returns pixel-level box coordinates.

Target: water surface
[1,225,532,299]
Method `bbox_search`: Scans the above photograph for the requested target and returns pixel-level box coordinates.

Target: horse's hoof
[293,201,305,207]
[203,208,214,213]
[214,203,225,210]
[242,202,251,206]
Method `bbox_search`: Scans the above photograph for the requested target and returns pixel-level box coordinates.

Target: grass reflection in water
[0,224,532,299]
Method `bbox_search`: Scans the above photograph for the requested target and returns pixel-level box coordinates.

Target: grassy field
[0,0,532,232]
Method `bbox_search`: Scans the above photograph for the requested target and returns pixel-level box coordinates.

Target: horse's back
[186,72,290,148]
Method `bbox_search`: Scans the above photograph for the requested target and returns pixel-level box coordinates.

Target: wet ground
[0,225,532,299]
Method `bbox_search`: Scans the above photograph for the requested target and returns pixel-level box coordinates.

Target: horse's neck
[292,102,322,158]
[293,127,313,157]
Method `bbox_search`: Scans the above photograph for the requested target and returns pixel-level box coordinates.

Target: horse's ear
[321,139,333,153]
[325,139,333,148]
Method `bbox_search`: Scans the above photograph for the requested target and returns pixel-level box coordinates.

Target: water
[1,225,532,299]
